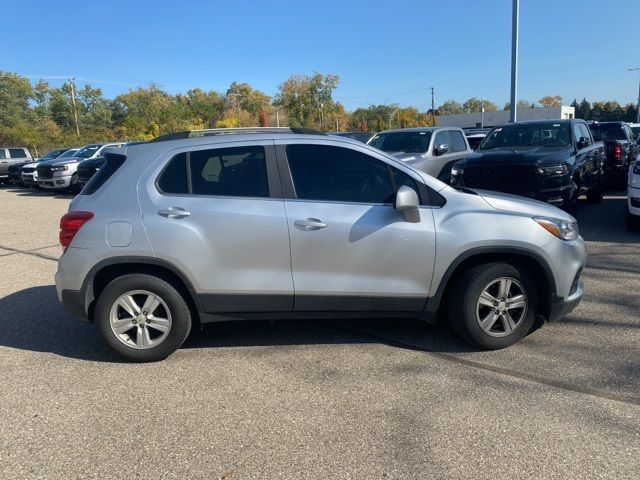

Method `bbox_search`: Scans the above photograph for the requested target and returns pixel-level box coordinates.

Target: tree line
[0,70,637,152]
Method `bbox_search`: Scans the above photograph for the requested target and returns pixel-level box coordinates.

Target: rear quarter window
[81,154,127,195]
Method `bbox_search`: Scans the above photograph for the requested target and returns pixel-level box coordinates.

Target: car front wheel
[94,274,192,362]
[448,262,538,349]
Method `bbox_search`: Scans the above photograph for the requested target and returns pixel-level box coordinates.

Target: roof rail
[148,127,326,143]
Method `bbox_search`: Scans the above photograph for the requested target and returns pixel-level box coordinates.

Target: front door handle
[294,218,327,230]
[158,207,191,219]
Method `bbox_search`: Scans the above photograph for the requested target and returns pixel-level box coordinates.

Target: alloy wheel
[476,277,527,337]
[109,290,172,349]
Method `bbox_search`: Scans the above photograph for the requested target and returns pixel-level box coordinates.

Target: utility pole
[430,87,435,125]
[509,0,520,123]
[275,107,280,127]
[69,77,80,136]
[629,67,640,123]
[229,93,242,127]
[480,99,485,129]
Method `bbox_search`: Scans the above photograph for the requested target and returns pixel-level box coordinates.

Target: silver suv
[367,127,471,182]
[55,128,586,361]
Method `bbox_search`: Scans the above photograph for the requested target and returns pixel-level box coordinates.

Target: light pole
[480,99,485,129]
[509,0,519,123]
[628,67,640,123]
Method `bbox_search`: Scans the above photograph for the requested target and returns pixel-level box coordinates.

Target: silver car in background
[367,127,472,182]
[55,128,586,361]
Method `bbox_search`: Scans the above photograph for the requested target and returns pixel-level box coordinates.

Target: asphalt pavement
[0,186,638,480]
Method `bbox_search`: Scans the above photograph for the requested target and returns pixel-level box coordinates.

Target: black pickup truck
[450,119,605,206]
[588,121,638,187]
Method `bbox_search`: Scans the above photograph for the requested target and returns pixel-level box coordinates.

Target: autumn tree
[462,98,498,113]
[538,95,563,107]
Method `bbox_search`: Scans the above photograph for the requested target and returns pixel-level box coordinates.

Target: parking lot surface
[0,186,638,479]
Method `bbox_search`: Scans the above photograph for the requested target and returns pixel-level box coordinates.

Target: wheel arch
[427,247,555,322]
[82,257,203,324]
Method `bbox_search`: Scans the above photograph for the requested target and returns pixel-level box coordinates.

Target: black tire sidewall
[449,262,538,350]
[95,274,192,362]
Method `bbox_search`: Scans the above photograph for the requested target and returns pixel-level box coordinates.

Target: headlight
[533,216,579,241]
[633,162,640,175]
[451,164,464,176]
[51,165,69,172]
[537,163,568,175]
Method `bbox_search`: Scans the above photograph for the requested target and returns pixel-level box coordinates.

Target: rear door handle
[294,218,326,230]
[158,207,191,219]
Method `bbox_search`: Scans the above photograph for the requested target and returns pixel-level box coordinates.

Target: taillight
[614,144,623,160]
[60,211,94,250]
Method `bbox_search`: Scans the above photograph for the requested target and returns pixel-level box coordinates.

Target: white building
[436,106,575,129]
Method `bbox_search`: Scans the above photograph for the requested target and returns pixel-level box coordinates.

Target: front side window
[578,123,592,143]
[157,146,269,198]
[0,150,6,160]
[434,131,450,150]
[286,144,395,203]
[8,148,26,158]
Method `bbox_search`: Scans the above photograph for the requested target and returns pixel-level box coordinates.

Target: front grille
[37,166,53,179]
[462,165,540,194]
[22,167,36,173]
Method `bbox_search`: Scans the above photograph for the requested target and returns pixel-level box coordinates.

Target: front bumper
[548,277,584,322]
[22,173,38,185]
[38,174,72,189]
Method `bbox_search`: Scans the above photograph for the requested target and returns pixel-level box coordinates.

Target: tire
[627,211,640,231]
[94,274,192,362]
[69,173,80,194]
[447,262,538,350]
[586,182,604,204]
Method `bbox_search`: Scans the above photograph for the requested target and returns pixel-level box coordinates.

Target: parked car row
[366,119,639,231]
[1,142,143,193]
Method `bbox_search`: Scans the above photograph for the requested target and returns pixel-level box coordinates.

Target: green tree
[462,98,498,113]
[437,100,464,115]
[274,72,341,129]
[0,71,35,128]
[503,99,534,111]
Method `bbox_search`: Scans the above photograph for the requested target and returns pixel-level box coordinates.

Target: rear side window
[158,146,269,198]
[0,150,6,159]
[9,148,26,158]
[82,154,127,195]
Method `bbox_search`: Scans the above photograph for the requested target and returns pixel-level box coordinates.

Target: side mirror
[577,137,590,149]
[394,185,420,223]
[434,144,449,156]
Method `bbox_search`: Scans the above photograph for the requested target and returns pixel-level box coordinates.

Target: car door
[275,140,436,312]
[139,140,294,313]
[432,130,468,181]
[575,123,598,189]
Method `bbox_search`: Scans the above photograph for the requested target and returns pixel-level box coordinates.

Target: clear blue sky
[2,0,639,110]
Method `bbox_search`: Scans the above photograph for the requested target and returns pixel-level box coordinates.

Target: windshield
[58,149,79,158]
[41,149,65,160]
[589,123,626,141]
[368,131,432,153]
[480,123,571,149]
[74,144,101,158]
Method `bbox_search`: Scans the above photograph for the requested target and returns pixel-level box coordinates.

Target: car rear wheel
[94,274,192,362]
[448,262,538,349]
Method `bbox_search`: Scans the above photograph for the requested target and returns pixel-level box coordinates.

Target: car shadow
[564,191,633,243]
[1,185,74,199]
[0,285,477,363]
